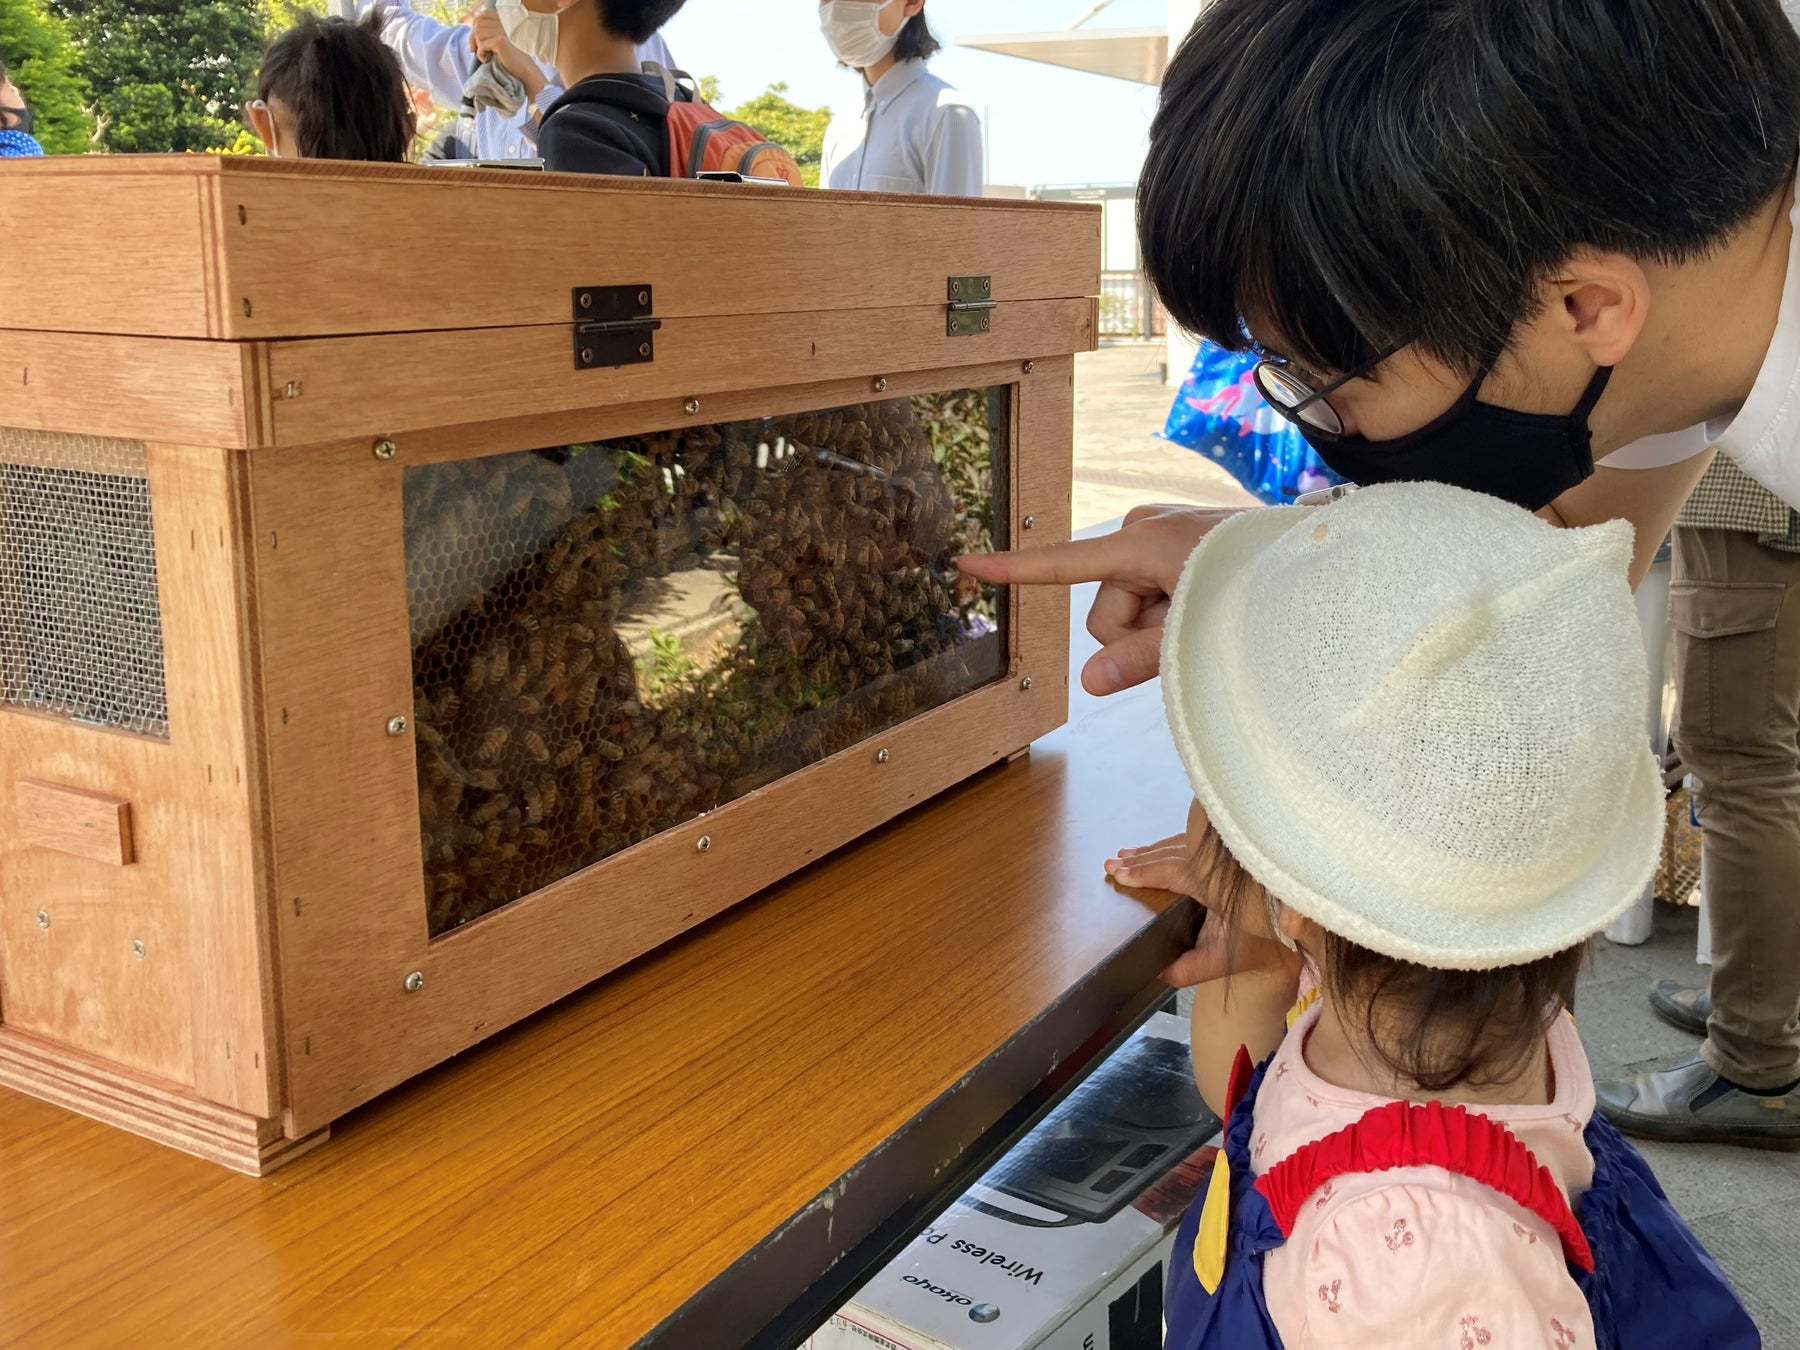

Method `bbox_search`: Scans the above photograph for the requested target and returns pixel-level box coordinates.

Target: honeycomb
[405,391,1007,934]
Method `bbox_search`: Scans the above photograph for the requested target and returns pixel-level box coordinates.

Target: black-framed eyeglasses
[1252,341,1405,437]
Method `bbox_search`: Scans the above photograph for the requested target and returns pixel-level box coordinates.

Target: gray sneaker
[1647,981,1712,1036]
[1596,1057,1800,1150]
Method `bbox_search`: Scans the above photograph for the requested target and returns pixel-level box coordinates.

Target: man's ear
[1547,249,1651,368]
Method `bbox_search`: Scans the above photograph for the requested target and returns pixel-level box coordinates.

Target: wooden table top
[0,586,1196,1350]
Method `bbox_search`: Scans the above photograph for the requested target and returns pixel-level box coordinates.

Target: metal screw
[404,970,424,993]
[387,714,408,736]
[578,291,593,310]
[638,342,652,357]
[696,835,712,853]
[132,940,146,960]
[684,397,702,416]
[952,279,963,295]
[35,910,48,930]
[874,377,888,392]
[1023,360,1036,374]
[373,438,396,461]
[638,289,650,306]
[877,748,891,763]
[580,347,594,365]
[1020,677,1034,691]
[1023,515,1036,531]
[283,381,301,400]
[982,277,992,294]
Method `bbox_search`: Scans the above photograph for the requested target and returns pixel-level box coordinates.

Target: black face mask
[1296,366,1613,512]
[1,104,31,136]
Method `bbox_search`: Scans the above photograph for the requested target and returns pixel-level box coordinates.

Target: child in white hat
[1107,483,1754,1350]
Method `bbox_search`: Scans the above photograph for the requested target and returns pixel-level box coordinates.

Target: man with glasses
[962,0,1800,1149]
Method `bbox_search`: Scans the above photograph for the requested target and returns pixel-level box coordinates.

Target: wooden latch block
[16,780,135,865]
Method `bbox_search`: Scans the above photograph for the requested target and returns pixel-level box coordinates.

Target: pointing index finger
[955,531,1148,589]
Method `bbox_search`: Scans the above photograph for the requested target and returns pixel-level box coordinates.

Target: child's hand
[1107,821,1299,987]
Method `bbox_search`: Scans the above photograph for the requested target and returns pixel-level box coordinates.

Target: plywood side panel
[262,301,1095,446]
[221,171,1100,339]
[149,444,279,1116]
[244,439,425,1133]
[0,724,195,1086]
[0,171,216,338]
[0,332,251,447]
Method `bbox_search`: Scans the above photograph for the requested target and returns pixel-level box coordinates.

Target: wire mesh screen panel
[406,389,1010,935]
[0,429,168,739]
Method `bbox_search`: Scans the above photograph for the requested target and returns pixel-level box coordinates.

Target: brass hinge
[946,275,996,337]
[572,284,663,370]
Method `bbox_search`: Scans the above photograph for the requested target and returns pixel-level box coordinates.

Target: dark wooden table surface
[0,583,1197,1349]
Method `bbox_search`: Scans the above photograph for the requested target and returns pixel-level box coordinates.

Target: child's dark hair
[1138,0,1800,379]
[258,10,414,163]
[1191,821,1584,1093]
[894,9,942,62]
[595,0,687,44]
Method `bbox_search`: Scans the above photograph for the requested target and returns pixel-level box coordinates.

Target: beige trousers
[1670,526,1800,1088]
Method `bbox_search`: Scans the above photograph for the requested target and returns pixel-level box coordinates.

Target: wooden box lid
[0,157,1101,342]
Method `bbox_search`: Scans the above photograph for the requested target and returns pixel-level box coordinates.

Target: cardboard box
[809,1011,1219,1350]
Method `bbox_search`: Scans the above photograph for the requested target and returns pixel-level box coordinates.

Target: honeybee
[477,726,510,761]
[472,794,510,825]
[555,739,582,768]
[524,730,551,764]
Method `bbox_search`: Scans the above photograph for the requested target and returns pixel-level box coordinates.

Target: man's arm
[359,0,476,111]
[1540,451,1715,587]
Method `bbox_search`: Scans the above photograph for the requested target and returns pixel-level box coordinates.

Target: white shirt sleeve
[638,33,676,72]
[924,100,983,198]
[366,0,477,112]
[1595,423,1714,471]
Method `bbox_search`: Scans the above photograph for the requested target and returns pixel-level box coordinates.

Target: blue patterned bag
[1162,341,1343,505]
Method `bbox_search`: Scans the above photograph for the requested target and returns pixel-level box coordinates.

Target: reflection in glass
[404,390,1008,935]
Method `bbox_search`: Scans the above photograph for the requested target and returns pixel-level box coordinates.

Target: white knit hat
[1161,482,1663,970]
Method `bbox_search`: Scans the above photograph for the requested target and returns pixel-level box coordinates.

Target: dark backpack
[643,63,804,186]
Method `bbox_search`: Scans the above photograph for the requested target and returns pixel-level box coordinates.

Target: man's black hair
[894,8,942,62]
[258,10,413,163]
[595,0,687,45]
[1139,0,1800,378]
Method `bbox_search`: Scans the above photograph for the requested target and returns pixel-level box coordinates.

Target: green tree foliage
[723,81,830,188]
[51,0,267,153]
[0,0,91,152]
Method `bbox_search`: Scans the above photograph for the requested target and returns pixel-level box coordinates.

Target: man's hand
[470,9,547,102]
[958,504,1248,694]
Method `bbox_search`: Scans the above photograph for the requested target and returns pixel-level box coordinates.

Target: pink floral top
[1252,999,1597,1349]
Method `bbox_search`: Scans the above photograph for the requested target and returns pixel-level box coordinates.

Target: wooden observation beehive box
[0,158,1095,1172]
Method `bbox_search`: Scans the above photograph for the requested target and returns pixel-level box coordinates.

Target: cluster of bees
[405,396,1003,933]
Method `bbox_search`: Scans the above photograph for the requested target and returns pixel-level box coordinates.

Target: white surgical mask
[496,0,560,68]
[820,0,904,69]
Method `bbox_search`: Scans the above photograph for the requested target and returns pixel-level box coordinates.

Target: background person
[358,0,673,162]
[0,58,44,158]
[247,11,414,162]
[1599,461,1800,1148]
[818,0,981,197]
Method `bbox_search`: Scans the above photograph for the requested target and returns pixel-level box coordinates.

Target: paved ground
[1071,343,1256,531]
[1581,907,1800,1347]
[1074,343,1800,1347]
